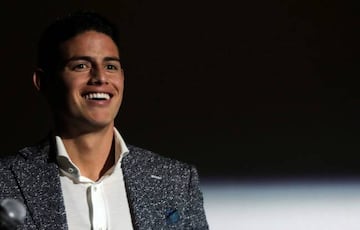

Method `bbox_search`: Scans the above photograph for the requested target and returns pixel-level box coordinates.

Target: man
[0,11,208,229]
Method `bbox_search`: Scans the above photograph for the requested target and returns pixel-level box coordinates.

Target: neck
[59,125,115,181]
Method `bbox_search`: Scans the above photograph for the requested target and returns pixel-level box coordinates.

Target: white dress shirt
[56,128,133,230]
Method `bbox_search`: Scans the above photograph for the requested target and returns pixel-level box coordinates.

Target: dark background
[0,1,358,179]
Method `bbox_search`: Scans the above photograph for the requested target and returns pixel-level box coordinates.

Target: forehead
[60,30,120,58]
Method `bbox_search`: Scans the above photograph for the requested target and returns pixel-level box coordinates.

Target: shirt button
[94,186,97,192]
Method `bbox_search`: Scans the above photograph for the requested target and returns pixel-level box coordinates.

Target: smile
[83,92,111,100]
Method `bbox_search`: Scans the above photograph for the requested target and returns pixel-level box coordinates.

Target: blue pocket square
[165,209,180,224]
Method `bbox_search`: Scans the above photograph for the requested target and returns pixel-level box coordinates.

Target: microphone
[0,198,26,230]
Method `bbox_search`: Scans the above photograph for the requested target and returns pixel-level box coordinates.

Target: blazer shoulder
[126,144,193,171]
[0,136,53,169]
[0,153,19,170]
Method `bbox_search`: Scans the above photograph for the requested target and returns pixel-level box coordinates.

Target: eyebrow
[64,56,121,63]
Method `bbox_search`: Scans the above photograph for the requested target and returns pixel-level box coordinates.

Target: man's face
[53,30,124,133]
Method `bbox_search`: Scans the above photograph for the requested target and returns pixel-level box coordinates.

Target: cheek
[114,77,125,92]
[62,75,84,93]
[59,80,85,106]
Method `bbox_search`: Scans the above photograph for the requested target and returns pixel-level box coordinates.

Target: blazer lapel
[11,141,67,230]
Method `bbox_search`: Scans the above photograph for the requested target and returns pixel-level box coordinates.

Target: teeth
[84,93,110,100]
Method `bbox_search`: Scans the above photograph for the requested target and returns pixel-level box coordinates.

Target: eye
[105,62,121,72]
[73,63,89,71]
[105,64,118,70]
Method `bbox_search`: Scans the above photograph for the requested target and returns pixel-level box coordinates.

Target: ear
[33,68,44,91]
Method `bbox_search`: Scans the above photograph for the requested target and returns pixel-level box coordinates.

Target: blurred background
[0,0,358,229]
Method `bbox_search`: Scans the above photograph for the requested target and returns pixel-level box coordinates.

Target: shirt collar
[55,128,129,182]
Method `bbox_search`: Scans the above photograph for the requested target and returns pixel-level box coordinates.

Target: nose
[89,68,108,85]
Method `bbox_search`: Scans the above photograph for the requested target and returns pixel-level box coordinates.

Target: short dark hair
[37,10,121,72]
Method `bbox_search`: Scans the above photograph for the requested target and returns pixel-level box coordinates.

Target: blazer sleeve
[183,165,209,229]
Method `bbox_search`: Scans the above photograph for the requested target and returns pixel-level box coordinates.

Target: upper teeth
[84,93,110,100]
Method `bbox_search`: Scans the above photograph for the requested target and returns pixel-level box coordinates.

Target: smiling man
[0,11,208,230]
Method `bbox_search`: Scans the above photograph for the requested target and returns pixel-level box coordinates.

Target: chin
[83,115,113,128]
[91,120,114,128]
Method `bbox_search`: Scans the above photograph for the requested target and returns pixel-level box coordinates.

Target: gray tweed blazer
[0,137,209,230]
